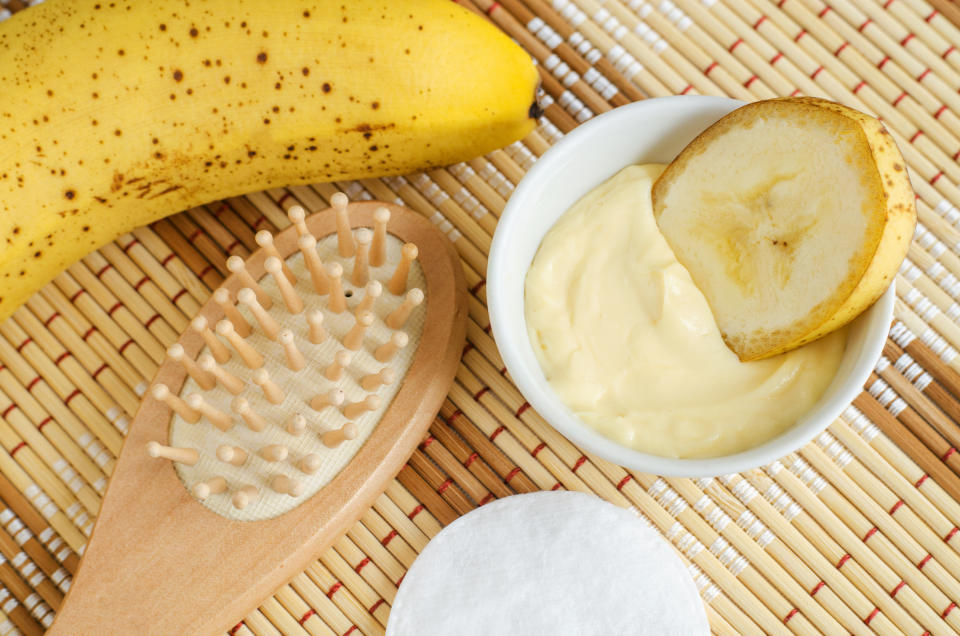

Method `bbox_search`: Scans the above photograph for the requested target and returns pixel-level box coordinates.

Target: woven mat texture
[4,0,960,633]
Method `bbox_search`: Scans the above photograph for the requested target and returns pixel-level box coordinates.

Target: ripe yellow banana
[0,0,539,319]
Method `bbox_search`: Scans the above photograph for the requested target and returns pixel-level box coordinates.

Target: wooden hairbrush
[48,195,467,635]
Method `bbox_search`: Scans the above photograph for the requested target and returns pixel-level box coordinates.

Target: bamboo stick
[25,294,142,415]
[884,0,960,73]
[759,461,950,632]
[42,275,158,381]
[817,424,960,554]
[803,438,960,608]
[786,450,960,631]
[301,563,364,636]
[922,0,960,30]
[0,487,79,575]
[711,473,908,633]
[837,405,960,530]
[890,323,960,399]
[118,228,204,316]
[0,328,122,456]
[0,521,63,611]
[0,500,74,594]
[239,608,281,636]
[0,562,47,636]
[258,594,310,636]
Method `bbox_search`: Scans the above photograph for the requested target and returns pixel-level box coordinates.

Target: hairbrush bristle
[147,192,427,520]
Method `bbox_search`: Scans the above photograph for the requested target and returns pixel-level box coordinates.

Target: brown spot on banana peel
[529,84,544,120]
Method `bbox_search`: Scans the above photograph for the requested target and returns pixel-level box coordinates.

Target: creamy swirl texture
[524,164,847,458]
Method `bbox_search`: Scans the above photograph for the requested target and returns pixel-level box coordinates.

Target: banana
[653,97,915,361]
[0,0,539,319]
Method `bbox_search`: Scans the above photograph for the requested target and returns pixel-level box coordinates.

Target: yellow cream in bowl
[524,164,847,459]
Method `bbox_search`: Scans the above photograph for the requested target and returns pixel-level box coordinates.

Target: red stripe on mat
[380,530,398,547]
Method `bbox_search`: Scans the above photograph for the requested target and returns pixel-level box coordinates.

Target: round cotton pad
[387,491,709,635]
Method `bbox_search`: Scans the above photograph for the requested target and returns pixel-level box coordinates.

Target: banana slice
[652,97,916,361]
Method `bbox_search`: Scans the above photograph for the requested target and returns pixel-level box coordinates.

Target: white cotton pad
[387,491,709,635]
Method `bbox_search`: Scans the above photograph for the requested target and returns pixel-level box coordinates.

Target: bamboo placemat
[2,0,960,633]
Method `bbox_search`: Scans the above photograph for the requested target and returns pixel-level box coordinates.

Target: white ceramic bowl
[488,95,894,478]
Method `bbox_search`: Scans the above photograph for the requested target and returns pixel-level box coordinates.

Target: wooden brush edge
[49,202,468,636]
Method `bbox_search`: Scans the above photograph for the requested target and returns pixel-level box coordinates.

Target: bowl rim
[487,95,894,478]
